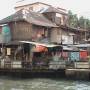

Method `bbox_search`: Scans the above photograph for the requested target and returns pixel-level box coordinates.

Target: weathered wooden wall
[9,21,50,41]
[9,21,32,41]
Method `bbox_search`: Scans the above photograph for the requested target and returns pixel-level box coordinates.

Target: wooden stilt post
[29,45,34,68]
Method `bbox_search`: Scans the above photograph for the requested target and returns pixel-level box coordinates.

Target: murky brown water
[0,76,90,90]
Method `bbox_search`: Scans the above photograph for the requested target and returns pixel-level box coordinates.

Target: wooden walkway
[66,68,90,72]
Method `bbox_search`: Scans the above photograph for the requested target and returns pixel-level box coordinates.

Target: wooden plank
[74,62,90,69]
[66,69,90,72]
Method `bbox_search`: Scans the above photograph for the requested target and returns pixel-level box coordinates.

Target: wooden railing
[0,59,67,70]
[0,59,90,70]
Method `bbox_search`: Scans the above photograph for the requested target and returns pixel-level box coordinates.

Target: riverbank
[0,68,90,81]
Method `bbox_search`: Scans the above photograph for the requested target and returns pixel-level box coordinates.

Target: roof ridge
[15,1,52,8]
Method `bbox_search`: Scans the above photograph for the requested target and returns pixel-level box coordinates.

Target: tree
[68,10,78,28]
[78,16,85,29]
[68,10,90,30]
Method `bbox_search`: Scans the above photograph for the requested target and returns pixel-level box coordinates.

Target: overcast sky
[0,0,90,19]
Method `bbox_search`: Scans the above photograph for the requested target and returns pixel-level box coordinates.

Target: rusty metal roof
[25,10,57,27]
[0,10,24,24]
[0,9,57,27]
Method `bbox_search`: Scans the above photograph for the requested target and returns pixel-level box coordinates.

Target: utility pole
[84,19,87,41]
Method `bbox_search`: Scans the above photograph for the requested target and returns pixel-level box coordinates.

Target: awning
[72,44,90,48]
[32,45,48,52]
[63,46,73,51]
[19,41,61,48]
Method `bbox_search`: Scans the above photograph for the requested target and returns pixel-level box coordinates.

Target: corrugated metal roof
[0,9,57,27]
[0,10,24,24]
[26,10,57,27]
[73,44,90,48]
[60,25,87,33]
[41,6,68,15]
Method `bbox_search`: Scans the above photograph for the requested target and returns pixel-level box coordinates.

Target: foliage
[68,10,90,30]
[68,10,78,28]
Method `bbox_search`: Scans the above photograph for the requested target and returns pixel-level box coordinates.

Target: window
[29,7,33,11]
[56,13,62,17]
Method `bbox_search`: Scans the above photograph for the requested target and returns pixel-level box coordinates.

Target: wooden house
[14,2,71,45]
[0,9,57,42]
[3,1,86,45]
[0,2,88,70]
[0,9,57,63]
[0,2,87,59]
[15,2,87,45]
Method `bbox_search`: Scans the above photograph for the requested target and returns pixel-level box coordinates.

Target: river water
[0,76,90,90]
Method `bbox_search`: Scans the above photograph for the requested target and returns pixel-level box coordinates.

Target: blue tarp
[69,52,80,61]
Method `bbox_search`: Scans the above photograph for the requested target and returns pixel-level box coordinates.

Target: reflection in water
[0,76,90,90]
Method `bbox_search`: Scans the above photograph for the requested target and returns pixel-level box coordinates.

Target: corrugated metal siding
[62,35,73,44]
[50,27,74,44]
